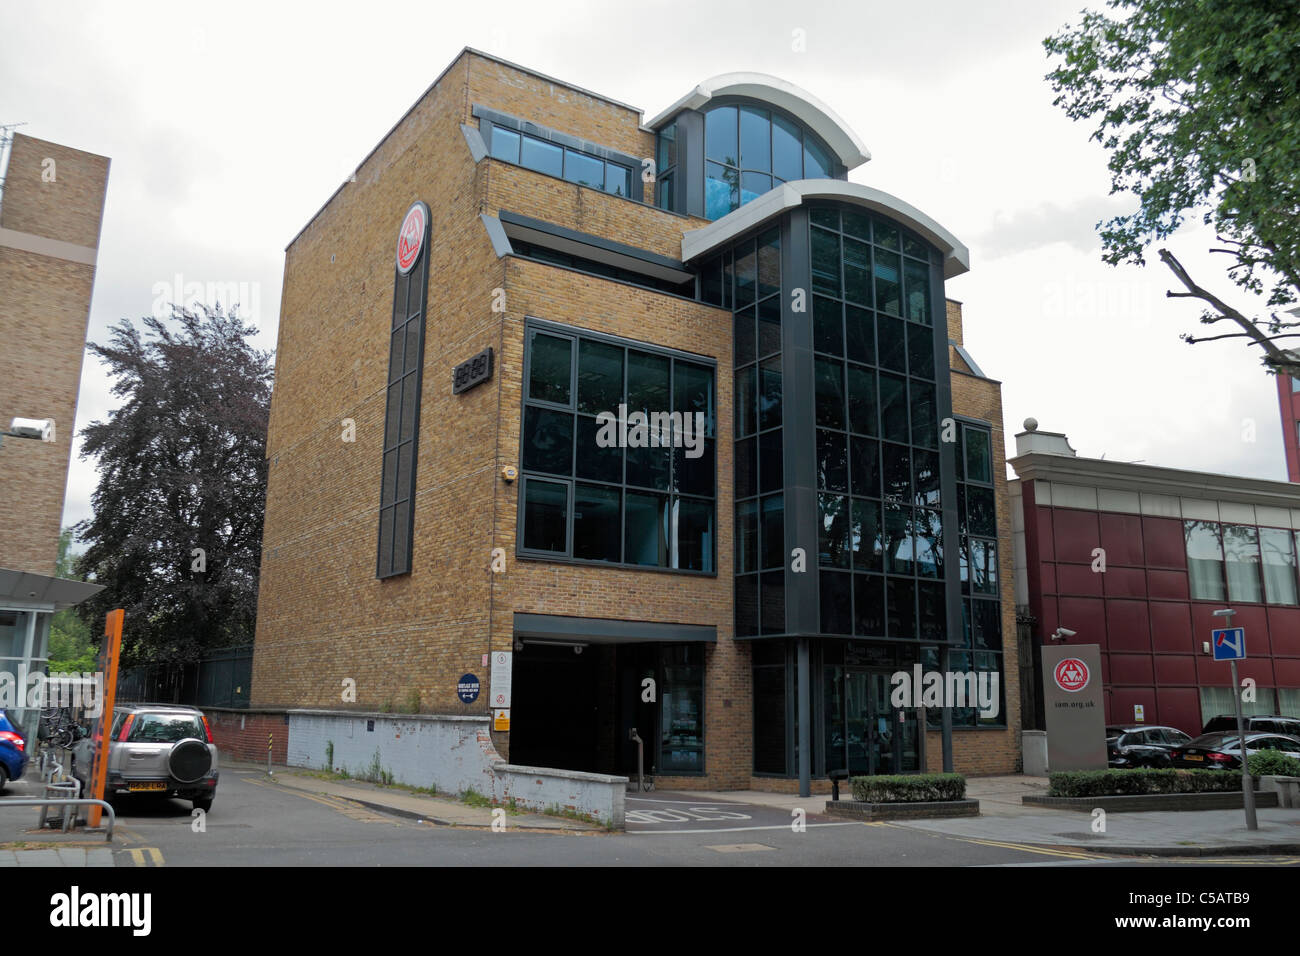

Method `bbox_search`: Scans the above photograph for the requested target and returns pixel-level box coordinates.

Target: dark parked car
[0,709,28,791]
[1170,731,1300,770]
[1106,725,1192,768]
[1202,714,1300,738]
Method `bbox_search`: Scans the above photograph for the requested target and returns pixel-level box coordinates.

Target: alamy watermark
[889,665,1000,720]
[593,406,706,459]
[151,273,261,322]
[0,667,105,717]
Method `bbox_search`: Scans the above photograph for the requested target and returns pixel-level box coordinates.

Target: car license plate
[1183,754,1203,761]
[128,782,167,792]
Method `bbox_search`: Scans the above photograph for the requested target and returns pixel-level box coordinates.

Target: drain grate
[707,843,776,853]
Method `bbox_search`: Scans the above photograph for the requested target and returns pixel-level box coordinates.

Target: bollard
[267,731,273,775]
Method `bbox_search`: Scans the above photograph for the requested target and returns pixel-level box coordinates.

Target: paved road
[75,771,1298,867]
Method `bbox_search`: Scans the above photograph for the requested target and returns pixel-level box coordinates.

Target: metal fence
[116,645,252,709]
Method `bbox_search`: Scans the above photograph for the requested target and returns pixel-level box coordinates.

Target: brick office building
[0,131,109,735]
[1010,423,1300,735]
[251,48,1022,796]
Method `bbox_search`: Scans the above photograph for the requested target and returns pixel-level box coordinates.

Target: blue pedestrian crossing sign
[1212,628,1246,661]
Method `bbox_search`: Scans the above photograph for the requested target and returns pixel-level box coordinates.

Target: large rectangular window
[1185,520,1300,606]
[377,205,430,578]
[484,118,634,199]
[518,323,716,572]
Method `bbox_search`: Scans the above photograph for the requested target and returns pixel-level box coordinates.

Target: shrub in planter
[1247,750,1300,778]
[1049,768,1243,797]
[850,773,966,803]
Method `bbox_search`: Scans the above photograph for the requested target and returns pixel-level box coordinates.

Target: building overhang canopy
[647,72,870,171]
[497,211,694,285]
[0,567,104,611]
[513,612,716,645]
[681,179,971,279]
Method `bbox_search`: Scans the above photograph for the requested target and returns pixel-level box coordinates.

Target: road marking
[127,847,164,867]
[956,837,1104,861]
[244,775,397,824]
[628,822,861,835]
[707,843,776,853]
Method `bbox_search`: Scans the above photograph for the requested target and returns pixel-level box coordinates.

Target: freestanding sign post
[1212,609,1256,831]
[1040,643,1107,771]
[87,609,123,829]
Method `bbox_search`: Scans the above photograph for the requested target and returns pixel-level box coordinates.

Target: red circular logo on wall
[395,202,427,275]
[1054,658,1090,693]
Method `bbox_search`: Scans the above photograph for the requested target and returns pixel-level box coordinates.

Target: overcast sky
[1,0,1290,538]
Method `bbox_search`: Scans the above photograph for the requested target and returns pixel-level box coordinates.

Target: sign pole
[1228,656,1257,830]
[87,609,124,829]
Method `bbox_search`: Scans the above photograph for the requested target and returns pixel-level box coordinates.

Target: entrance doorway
[823,666,920,775]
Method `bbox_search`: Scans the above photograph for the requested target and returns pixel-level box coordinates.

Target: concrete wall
[284,709,626,825]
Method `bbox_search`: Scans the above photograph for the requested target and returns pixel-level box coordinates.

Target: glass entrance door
[824,666,920,775]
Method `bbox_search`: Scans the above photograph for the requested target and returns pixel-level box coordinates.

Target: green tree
[73,304,273,667]
[1044,1,1300,374]
[48,528,96,672]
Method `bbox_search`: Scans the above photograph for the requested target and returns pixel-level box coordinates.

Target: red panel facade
[1020,482,1300,734]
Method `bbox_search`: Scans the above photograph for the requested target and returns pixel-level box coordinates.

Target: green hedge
[850,773,966,803]
[1247,751,1300,778]
[1048,768,1246,797]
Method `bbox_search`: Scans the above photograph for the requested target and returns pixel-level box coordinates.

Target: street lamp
[1213,607,1257,831]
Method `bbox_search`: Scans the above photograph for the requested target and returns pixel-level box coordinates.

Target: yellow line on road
[127,848,164,867]
[958,837,1105,861]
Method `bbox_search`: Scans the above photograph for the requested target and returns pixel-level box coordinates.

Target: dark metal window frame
[376,203,432,580]
[474,104,644,202]
[516,317,718,575]
[1184,518,1300,607]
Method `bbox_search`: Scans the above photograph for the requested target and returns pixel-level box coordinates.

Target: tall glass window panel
[522,407,573,476]
[523,479,567,552]
[964,427,993,484]
[759,357,783,430]
[606,164,632,198]
[819,494,850,568]
[907,323,935,380]
[626,351,669,416]
[879,374,908,443]
[820,571,852,635]
[913,449,941,507]
[758,296,782,357]
[772,114,803,181]
[761,570,785,635]
[1185,521,1226,601]
[877,315,907,373]
[845,305,875,366]
[913,510,943,578]
[528,332,572,405]
[966,486,997,537]
[884,503,914,575]
[676,497,714,572]
[904,258,931,324]
[741,172,771,204]
[815,358,845,430]
[734,241,757,308]
[804,137,831,178]
[918,582,946,641]
[734,306,756,366]
[816,429,848,492]
[971,539,998,595]
[736,576,759,637]
[736,500,759,573]
[736,365,757,438]
[812,228,840,296]
[575,416,622,483]
[757,228,781,298]
[883,443,911,502]
[760,494,784,569]
[1223,524,1264,603]
[887,579,917,639]
[910,382,937,449]
[577,339,623,414]
[736,436,757,499]
[874,251,902,316]
[855,575,885,637]
[846,365,877,436]
[705,105,738,164]
[625,492,669,567]
[851,437,881,498]
[740,106,771,171]
[813,296,843,355]
[573,484,621,562]
[843,239,871,306]
[759,430,782,493]
[706,162,738,219]
[1260,528,1298,605]
[852,498,884,572]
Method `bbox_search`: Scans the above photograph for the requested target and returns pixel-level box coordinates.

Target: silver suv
[70,704,219,811]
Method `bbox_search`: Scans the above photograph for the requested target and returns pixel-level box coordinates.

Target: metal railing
[0,798,115,842]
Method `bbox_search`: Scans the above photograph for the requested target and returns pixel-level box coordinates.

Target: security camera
[1050,627,1076,641]
[8,417,55,442]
